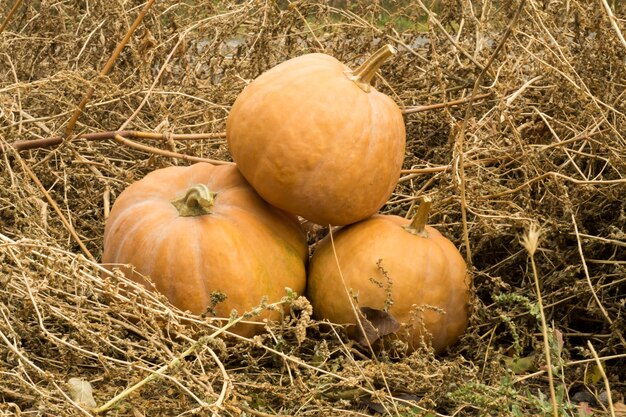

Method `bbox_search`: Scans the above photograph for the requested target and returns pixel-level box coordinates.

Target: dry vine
[1,0,624,416]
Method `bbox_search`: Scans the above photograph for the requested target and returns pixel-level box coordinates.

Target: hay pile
[1,0,624,415]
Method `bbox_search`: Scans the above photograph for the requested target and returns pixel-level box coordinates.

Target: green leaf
[584,364,603,385]
[504,353,538,374]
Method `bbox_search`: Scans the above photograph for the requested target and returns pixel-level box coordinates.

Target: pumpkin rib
[216,202,307,265]
[294,101,367,215]
[156,228,181,308]
[178,223,212,312]
[207,186,304,250]
[134,213,183,282]
[187,221,216,315]
[200,214,275,316]
[429,238,464,348]
[107,198,169,224]
[228,206,306,259]
[202,219,262,318]
[104,207,174,278]
[190,220,210,311]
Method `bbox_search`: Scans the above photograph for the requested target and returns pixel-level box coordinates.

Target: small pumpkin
[226,45,406,226]
[306,198,470,353]
[102,163,308,336]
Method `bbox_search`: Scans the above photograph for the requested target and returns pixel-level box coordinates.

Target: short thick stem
[345,44,397,93]
[172,184,215,217]
[404,196,432,238]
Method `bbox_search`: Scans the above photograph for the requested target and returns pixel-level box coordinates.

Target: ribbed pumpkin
[102,163,308,336]
[306,198,470,353]
[226,45,406,226]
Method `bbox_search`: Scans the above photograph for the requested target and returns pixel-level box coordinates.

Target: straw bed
[1,1,624,415]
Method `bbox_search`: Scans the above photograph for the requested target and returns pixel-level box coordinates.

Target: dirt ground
[0,1,624,416]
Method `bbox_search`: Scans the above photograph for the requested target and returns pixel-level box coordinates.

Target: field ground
[1,1,625,416]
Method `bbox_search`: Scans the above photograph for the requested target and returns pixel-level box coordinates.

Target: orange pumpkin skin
[102,163,308,336]
[306,214,470,353]
[226,46,406,226]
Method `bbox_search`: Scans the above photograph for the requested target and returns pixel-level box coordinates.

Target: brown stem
[345,44,396,93]
[404,196,432,238]
[5,130,226,153]
[113,134,232,165]
[172,184,215,217]
[0,0,23,34]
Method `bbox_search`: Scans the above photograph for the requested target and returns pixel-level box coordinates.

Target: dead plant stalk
[587,341,616,417]
[7,130,226,152]
[112,133,232,165]
[0,0,22,34]
[521,224,559,417]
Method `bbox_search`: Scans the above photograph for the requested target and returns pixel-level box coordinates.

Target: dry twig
[0,0,22,34]
[6,130,226,152]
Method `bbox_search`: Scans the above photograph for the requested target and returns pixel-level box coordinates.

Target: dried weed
[1,0,624,416]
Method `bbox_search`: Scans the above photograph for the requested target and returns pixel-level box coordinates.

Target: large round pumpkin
[226,45,406,226]
[306,198,470,353]
[102,163,308,336]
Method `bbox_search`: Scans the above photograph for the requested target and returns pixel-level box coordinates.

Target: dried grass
[1,0,625,416]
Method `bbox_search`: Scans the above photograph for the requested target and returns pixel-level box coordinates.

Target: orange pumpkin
[226,45,406,226]
[306,198,470,353]
[102,163,308,336]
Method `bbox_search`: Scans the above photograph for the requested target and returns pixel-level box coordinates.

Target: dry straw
[1,0,625,415]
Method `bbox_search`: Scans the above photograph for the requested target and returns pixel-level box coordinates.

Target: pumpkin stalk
[345,44,397,93]
[172,184,215,217]
[405,196,432,237]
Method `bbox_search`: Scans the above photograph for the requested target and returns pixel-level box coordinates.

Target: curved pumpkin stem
[345,44,397,93]
[404,196,432,238]
[172,184,215,217]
